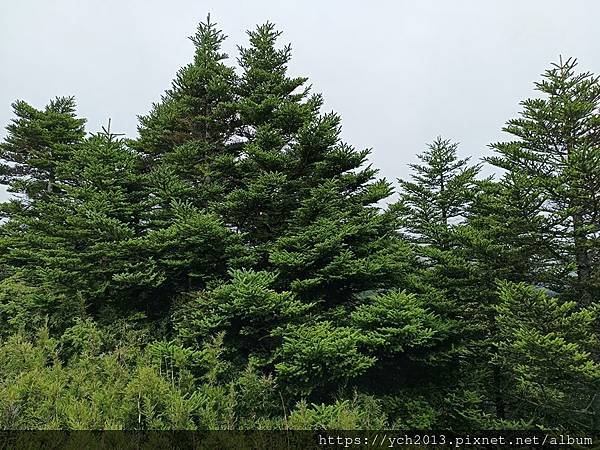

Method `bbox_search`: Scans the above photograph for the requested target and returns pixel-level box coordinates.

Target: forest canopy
[0,17,599,431]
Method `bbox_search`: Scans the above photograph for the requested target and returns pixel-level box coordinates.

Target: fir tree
[0,97,87,329]
[217,22,321,248]
[135,14,238,163]
[0,129,145,327]
[174,268,313,366]
[125,16,248,302]
[395,136,480,249]
[201,22,426,404]
[392,137,487,425]
[0,97,86,200]
[455,58,600,423]
[495,281,600,429]
[488,57,600,303]
[222,22,407,298]
[132,15,240,226]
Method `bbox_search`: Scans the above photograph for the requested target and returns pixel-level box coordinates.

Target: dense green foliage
[1,17,599,431]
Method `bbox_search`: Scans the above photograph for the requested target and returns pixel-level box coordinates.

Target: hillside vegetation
[0,18,599,430]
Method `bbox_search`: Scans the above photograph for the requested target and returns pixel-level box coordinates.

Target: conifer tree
[393,137,481,337]
[495,281,600,429]
[174,268,313,364]
[125,16,247,301]
[134,15,238,162]
[392,138,487,426]
[1,119,237,325]
[184,22,429,403]
[0,97,87,329]
[395,136,480,249]
[457,58,600,423]
[487,57,600,303]
[0,129,145,327]
[54,128,243,318]
[222,22,407,296]
[216,22,321,248]
[132,15,240,228]
[449,179,550,422]
[0,97,86,200]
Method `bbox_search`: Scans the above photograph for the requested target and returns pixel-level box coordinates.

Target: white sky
[1,0,599,201]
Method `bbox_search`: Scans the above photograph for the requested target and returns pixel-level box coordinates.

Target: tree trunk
[47,170,54,193]
[572,211,592,304]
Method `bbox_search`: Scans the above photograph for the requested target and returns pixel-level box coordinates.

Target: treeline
[0,17,599,430]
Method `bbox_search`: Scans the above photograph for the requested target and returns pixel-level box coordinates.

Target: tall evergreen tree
[216,22,321,248]
[0,97,87,329]
[487,57,600,303]
[220,22,406,293]
[228,22,414,303]
[395,136,480,249]
[0,129,146,328]
[172,22,435,406]
[132,15,240,228]
[393,137,481,330]
[392,138,488,426]
[495,281,600,429]
[134,15,238,162]
[0,97,86,200]
[125,16,247,300]
[451,177,552,423]
[456,58,600,423]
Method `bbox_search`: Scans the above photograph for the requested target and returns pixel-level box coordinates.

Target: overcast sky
[1,0,599,202]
